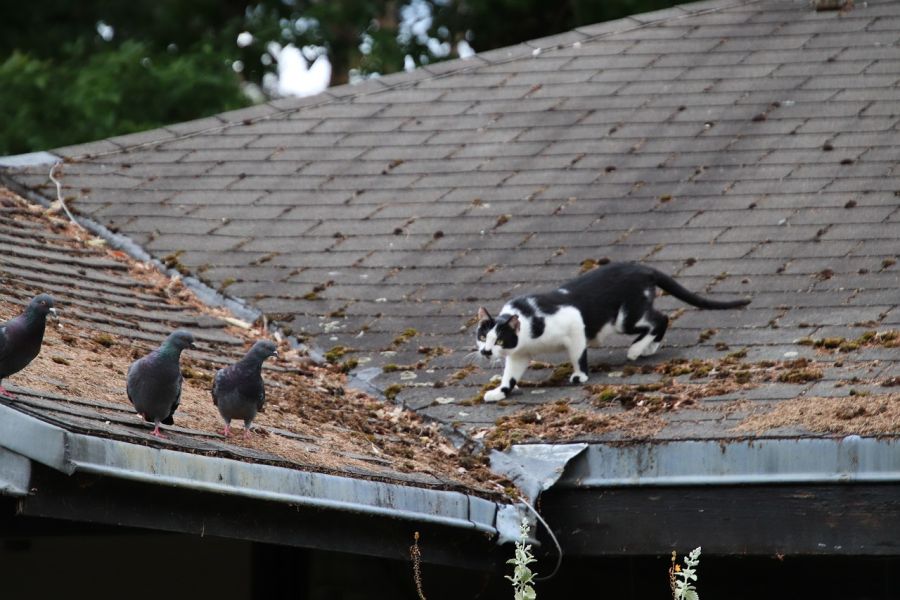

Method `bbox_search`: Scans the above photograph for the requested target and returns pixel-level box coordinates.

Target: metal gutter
[552,436,900,489]
[0,404,505,536]
[0,446,31,496]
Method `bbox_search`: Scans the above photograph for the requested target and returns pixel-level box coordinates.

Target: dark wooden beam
[540,483,900,556]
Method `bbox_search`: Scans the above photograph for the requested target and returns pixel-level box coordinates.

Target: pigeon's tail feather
[162,414,175,426]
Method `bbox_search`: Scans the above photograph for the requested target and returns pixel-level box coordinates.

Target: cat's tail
[652,270,751,310]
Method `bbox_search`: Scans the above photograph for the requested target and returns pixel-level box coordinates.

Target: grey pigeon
[0,294,57,398]
[126,330,195,437]
[212,340,278,438]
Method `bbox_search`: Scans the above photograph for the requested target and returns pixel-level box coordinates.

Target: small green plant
[670,546,702,600]
[507,518,538,600]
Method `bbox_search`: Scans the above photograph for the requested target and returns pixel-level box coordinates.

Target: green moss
[698,328,717,343]
[594,388,618,403]
[545,364,573,385]
[725,348,747,362]
[391,328,418,348]
[384,384,403,401]
[181,366,212,382]
[324,345,348,363]
[814,337,844,349]
[94,333,115,348]
[777,368,823,384]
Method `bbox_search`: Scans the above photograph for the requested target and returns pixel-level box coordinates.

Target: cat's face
[475,307,520,357]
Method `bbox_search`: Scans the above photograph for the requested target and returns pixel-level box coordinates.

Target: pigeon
[126,330,195,437]
[0,294,57,398]
[212,340,278,438]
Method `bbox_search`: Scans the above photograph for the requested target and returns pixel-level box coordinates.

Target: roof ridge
[52,0,758,162]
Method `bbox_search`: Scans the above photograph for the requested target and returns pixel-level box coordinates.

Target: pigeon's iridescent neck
[24,309,48,329]
[157,343,183,360]
[239,354,266,371]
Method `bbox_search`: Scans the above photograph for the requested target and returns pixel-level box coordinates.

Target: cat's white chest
[521,306,583,352]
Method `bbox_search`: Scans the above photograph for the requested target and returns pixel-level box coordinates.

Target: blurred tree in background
[0,0,678,155]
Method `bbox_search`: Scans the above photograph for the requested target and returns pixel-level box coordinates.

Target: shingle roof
[0,188,505,498]
[2,0,899,448]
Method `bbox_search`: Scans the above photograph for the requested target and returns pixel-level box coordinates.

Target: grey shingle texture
[3,0,899,443]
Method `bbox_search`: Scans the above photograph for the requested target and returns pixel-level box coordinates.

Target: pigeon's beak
[49,307,59,319]
[272,350,279,358]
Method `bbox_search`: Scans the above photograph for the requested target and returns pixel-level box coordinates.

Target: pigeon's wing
[211,368,225,406]
[162,373,182,426]
[125,360,139,406]
[256,384,266,412]
[0,324,8,362]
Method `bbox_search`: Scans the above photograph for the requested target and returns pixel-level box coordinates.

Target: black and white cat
[475,262,750,402]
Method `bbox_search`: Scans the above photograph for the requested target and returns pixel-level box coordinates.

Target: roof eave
[534,436,900,556]
[0,403,513,565]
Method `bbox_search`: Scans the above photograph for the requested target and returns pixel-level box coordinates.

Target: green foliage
[506,518,538,600]
[672,546,702,600]
[0,41,247,155]
[0,0,680,155]
[435,0,679,56]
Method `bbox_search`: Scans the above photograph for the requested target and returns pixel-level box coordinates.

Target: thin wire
[521,499,564,581]
[48,162,85,231]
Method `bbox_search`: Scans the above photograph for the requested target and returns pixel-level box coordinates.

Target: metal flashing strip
[555,436,900,489]
[0,446,31,496]
[0,404,71,473]
[0,404,502,536]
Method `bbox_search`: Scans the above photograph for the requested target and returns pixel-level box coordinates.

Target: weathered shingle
[3,0,899,444]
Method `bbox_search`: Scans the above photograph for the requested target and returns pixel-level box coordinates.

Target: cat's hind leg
[626,310,668,360]
[565,335,589,384]
[642,310,668,356]
[484,354,529,402]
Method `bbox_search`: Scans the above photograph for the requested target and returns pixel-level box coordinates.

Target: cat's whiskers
[461,349,481,364]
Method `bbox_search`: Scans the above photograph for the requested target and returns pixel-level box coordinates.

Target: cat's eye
[495,340,503,347]
[478,335,486,341]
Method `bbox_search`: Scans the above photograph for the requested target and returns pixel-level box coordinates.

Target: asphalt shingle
[3,0,899,444]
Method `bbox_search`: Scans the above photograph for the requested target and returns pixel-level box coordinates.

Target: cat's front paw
[484,387,506,402]
[569,372,588,384]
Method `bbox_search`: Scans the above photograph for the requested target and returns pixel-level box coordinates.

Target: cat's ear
[478,307,492,321]
[508,315,520,332]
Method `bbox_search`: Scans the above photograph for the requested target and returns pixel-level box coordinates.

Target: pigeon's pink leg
[151,424,166,438]
[243,427,252,439]
[0,386,16,399]
[222,423,231,437]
